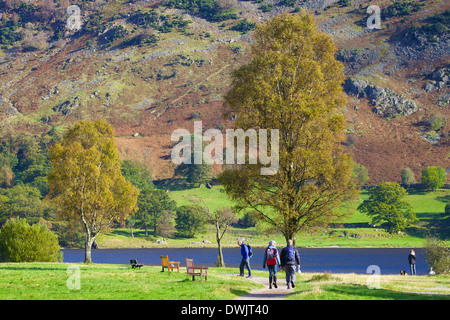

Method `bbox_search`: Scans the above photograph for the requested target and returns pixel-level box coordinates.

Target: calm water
[61,247,429,275]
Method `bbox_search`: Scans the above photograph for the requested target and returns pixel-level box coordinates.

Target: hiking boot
[291,281,295,288]
[273,276,278,288]
[269,276,272,289]
[287,283,291,289]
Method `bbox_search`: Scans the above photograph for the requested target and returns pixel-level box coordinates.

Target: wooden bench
[130,259,144,269]
[185,258,208,281]
[160,255,180,272]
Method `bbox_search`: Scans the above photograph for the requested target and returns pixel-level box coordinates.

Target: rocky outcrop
[52,96,81,116]
[344,78,418,117]
[423,66,449,93]
[0,96,20,117]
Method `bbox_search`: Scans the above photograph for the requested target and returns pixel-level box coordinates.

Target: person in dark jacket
[238,240,252,277]
[263,240,281,289]
[408,249,416,275]
[280,239,300,289]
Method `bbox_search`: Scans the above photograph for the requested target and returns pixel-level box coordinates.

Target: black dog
[400,270,407,276]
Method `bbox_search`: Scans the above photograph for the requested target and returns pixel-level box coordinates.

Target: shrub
[424,236,450,274]
[0,218,62,262]
[338,0,350,7]
[280,0,296,7]
[164,0,237,22]
[230,18,255,33]
[259,4,272,12]
[425,113,446,132]
[352,163,369,186]
[384,1,424,19]
[175,205,206,238]
[421,166,447,191]
[401,167,416,187]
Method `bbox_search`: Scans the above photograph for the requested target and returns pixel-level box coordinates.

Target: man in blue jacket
[280,239,300,289]
[238,240,252,277]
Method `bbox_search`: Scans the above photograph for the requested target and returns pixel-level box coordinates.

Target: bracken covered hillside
[0,0,449,183]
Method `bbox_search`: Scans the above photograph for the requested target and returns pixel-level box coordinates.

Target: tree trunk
[217,240,225,267]
[130,226,134,239]
[284,232,296,247]
[84,235,95,263]
[216,222,225,267]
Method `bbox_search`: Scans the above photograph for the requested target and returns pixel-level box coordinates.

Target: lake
[61,247,429,275]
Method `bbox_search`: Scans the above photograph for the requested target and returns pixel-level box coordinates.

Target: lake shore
[91,226,430,250]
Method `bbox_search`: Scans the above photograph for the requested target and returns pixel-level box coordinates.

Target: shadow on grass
[436,195,450,203]
[154,178,200,191]
[109,229,155,239]
[230,288,251,297]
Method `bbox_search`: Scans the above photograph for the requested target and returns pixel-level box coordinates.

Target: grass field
[286,272,450,300]
[0,263,449,300]
[0,263,259,300]
[96,185,449,249]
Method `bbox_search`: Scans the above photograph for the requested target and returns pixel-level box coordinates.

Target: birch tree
[48,120,139,263]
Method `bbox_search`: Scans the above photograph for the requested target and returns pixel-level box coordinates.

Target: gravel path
[235,276,293,300]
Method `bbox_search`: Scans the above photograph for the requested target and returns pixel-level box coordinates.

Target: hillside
[0,0,449,184]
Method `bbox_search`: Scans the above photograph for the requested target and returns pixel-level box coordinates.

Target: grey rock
[344,77,418,117]
[53,96,80,116]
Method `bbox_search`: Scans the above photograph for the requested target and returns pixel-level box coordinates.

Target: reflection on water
[61,247,428,275]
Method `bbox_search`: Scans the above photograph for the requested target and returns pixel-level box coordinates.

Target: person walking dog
[263,240,281,289]
[280,239,300,289]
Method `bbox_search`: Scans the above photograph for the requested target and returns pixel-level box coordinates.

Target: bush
[352,163,369,186]
[384,1,424,19]
[164,0,237,23]
[401,167,416,187]
[175,205,206,238]
[230,18,256,34]
[280,0,296,7]
[424,236,450,274]
[421,166,447,191]
[418,10,450,37]
[0,218,62,262]
[425,113,446,132]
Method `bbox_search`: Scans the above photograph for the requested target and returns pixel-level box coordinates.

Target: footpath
[235,276,292,300]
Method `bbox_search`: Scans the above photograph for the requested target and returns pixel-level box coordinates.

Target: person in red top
[263,240,281,289]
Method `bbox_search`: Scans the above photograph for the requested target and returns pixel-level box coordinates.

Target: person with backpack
[238,240,252,278]
[280,239,300,289]
[263,240,281,289]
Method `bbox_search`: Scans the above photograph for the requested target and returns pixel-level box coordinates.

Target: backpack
[266,247,275,261]
[284,246,295,261]
[246,244,253,258]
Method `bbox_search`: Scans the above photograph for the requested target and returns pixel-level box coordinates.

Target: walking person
[408,249,417,275]
[263,240,281,289]
[238,240,252,278]
[280,239,300,289]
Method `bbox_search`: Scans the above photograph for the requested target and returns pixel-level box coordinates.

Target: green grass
[1,263,449,300]
[285,272,450,300]
[167,183,233,212]
[0,263,260,300]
